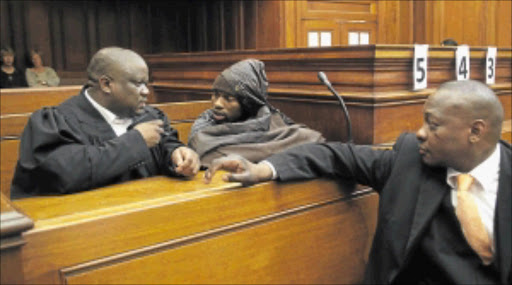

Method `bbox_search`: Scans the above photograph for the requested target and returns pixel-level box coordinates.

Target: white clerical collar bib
[84,89,133,136]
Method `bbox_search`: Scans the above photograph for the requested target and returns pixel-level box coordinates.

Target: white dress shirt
[84,89,133,136]
[447,144,501,253]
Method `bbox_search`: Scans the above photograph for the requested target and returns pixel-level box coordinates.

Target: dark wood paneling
[0,1,11,49]
[62,5,88,70]
[256,0,283,49]
[24,1,52,64]
[2,0,510,88]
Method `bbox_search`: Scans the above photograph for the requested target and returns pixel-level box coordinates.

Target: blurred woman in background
[25,49,60,87]
[1,46,27,88]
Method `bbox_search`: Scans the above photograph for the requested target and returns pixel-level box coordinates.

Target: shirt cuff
[260,160,278,180]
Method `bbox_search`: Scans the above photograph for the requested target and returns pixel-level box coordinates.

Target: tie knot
[457,174,474,192]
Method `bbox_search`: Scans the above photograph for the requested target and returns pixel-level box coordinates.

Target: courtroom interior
[1,0,511,284]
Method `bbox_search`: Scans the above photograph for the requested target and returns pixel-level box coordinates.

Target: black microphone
[317,72,352,143]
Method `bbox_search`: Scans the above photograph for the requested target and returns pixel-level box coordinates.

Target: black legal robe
[11,88,184,199]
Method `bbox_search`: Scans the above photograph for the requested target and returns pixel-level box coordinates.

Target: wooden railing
[145,45,512,144]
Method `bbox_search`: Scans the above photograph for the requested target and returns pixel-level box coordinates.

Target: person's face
[211,91,242,123]
[416,93,472,170]
[31,53,43,68]
[107,59,150,118]
[2,54,14,67]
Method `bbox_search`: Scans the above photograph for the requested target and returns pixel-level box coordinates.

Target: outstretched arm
[204,155,273,185]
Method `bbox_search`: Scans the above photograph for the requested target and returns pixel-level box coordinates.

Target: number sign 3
[486,47,497,85]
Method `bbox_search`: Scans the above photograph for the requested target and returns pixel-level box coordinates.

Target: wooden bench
[0,86,82,115]
[1,173,379,284]
[0,100,212,197]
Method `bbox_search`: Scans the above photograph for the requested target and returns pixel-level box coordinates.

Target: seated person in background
[11,47,200,199]
[188,59,325,167]
[0,46,27,88]
[25,48,60,87]
[441,38,458,46]
[205,80,511,284]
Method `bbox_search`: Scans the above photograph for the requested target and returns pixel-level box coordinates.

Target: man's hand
[134,119,164,148]
[171,146,200,177]
[203,155,273,185]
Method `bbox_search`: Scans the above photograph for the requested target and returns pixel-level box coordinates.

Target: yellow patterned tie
[455,174,493,265]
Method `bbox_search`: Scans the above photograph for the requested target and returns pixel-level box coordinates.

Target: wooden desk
[145,45,512,144]
[4,174,378,284]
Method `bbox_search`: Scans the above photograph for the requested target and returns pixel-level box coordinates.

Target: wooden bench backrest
[0,86,82,115]
[0,100,210,139]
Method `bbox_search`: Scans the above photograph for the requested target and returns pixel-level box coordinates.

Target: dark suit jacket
[11,87,184,199]
[268,133,511,284]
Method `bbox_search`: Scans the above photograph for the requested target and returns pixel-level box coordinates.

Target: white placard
[486,47,497,85]
[413,44,429,90]
[308,32,319,47]
[320,32,332,47]
[360,32,369,45]
[456,45,470,80]
[348,32,359,45]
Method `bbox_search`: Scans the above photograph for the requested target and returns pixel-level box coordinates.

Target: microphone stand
[317,72,353,143]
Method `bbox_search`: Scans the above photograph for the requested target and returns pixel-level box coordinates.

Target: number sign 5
[413,44,429,90]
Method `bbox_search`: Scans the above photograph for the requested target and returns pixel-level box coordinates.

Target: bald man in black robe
[11,47,200,199]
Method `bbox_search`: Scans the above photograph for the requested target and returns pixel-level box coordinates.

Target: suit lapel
[495,143,511,283]
[405,166,448,253]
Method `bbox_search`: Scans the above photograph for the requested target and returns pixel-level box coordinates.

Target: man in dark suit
[11,47,200,199]
[204,80,511,284]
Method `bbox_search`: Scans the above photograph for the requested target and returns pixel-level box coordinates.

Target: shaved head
[417,80,504,171]
[87,47,147,86]
[431,80,504,142]
[86,47,150,118]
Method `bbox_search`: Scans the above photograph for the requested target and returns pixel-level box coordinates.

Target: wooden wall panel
[1,0,510,88]
[414,0,511,47]
[287,0,378,48]
[1,0,155,85]
[377,0,413,44]
[495,0,512,47]
[62,5,88,70]
[255,0,283,49]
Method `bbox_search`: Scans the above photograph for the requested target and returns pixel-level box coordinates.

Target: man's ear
[98,75,112,94]
[469,119,486,143]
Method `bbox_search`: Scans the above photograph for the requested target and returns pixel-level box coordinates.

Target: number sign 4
[456,45,470,81]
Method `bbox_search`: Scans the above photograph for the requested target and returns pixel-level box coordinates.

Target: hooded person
[188,59,325,167]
